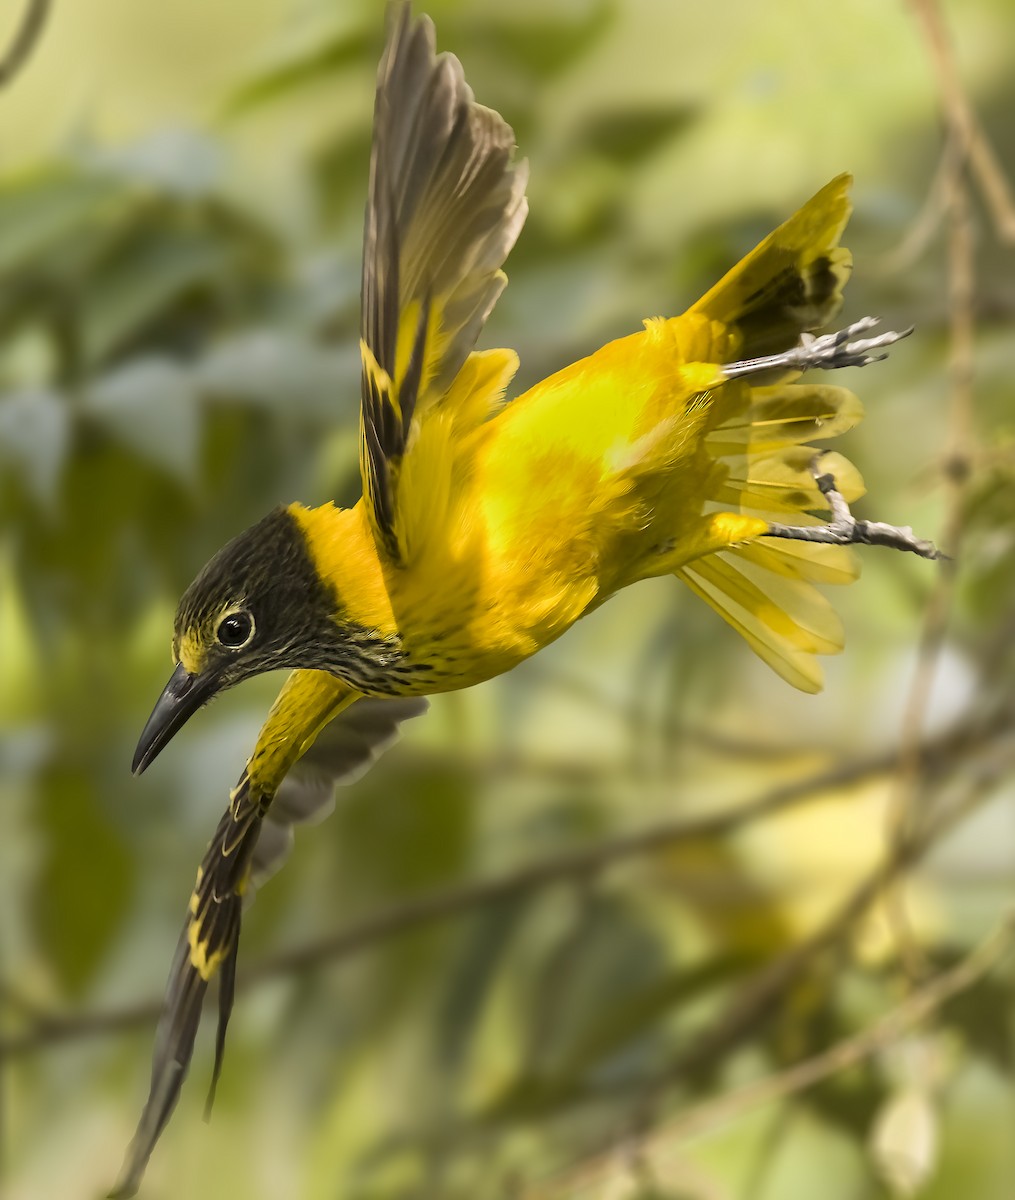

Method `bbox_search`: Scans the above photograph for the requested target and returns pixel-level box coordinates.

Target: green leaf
[196,330,359,419]
[938,952,1015,1073]
[575,104,698,166]
[527,891,670,1073]
[470,1,613,81]
[224,19,372,116]
[83,357,199,483]
[552,955,754,1080]
[32,760,135,997]
[0,388,70,507]
[432,895,532,1079]
[86,128,223,198]
[0,168,123,276]
[484,954,750,1122]
[78,227,238,367]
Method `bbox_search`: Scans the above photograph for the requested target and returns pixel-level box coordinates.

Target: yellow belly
[297,306,837,698]
[380,314,748,687]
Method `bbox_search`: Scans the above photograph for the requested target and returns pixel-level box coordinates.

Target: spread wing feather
[252,696,429,886]
[112,697,427,1199]
[360,3,528,562]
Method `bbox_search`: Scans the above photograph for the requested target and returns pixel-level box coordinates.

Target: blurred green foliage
[2,1,1015,1198]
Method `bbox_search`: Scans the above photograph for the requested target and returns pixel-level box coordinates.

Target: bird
[113,4,938,1194]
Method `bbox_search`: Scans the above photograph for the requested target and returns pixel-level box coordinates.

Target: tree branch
[1,708,1008,1060]
[907,0,1015,244]
[594,906,1015,1191]
[883,0,987,981]
[0,0,50,89]
[766,462,942,559]
[525,731,1014,1196]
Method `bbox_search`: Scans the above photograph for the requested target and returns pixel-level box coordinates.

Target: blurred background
[2,0,1014,1197]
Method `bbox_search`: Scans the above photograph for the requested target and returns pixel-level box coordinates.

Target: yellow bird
[114,5,936,1193]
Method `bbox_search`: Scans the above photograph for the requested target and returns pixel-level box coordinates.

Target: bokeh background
[2,0,1015,1197]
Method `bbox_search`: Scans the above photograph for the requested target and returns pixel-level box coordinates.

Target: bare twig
[879,141,957,274]
[529,750,1011,1197]
[1,709,1008,1061]
[906,0,1015,244]
[623,907,1015,1160]
[766,459,942,560]
[525,666,826,763]
[0,0,51,89]
[885,0,985,981]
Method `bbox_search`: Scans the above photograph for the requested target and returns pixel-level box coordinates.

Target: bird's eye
[216,611,254,649]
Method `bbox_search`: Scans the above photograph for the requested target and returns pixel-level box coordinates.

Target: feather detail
[114,683,425,1197]
[674,381,864,690]
[252,695,429,888]
[705,383,863,455]
[678,552,841,693]
[359,4,527,562]
[691,173,853,362]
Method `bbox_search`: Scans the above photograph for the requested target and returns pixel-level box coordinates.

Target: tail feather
[709,445,864,516]
[678,378,865,691]
[678,552,842,693]
[111,801,252,1199]
[705,384,863,456]
[728,538,859,587]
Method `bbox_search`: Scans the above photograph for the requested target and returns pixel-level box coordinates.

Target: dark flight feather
[112,696,426,1198]
[359,3,528,561]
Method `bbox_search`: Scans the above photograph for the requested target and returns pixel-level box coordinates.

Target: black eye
[217,611,254,649]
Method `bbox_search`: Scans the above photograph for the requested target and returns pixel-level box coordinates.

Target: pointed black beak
[132,662,220,775]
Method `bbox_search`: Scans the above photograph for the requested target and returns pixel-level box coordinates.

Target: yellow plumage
[295,173,862,698]
[115,8,912,1195]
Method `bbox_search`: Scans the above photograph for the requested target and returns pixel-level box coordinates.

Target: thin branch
[965,111,1015,245]
[530,746,1012,1197]
[907,0,1015,244]
[622,908,1015,1166]
[0,0,51,89]
[248,737,912,982]
[882,20,1015,272]
[524,666,825,763]
[878,140,957,274]
[885,0,984,981]
[1,708,1008,1060]
[766,460,942,560]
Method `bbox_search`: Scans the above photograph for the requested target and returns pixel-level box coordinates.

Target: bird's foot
[722,318,914,380]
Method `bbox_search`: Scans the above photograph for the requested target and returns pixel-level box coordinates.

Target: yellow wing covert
[359,3,528,563]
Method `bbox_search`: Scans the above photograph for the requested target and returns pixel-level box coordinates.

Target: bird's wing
[251,695,429,888]
[359,3,527,563]
[112,687,427,1199]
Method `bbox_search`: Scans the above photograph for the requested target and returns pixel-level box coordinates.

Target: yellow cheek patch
[176,630,207,676]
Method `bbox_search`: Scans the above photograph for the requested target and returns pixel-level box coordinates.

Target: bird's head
[132,506,339,774]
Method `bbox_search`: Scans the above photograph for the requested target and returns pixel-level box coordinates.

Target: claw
[722,317,914,381]
[796,319,914,370]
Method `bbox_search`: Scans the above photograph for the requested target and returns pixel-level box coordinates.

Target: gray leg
[722,317,914,381]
